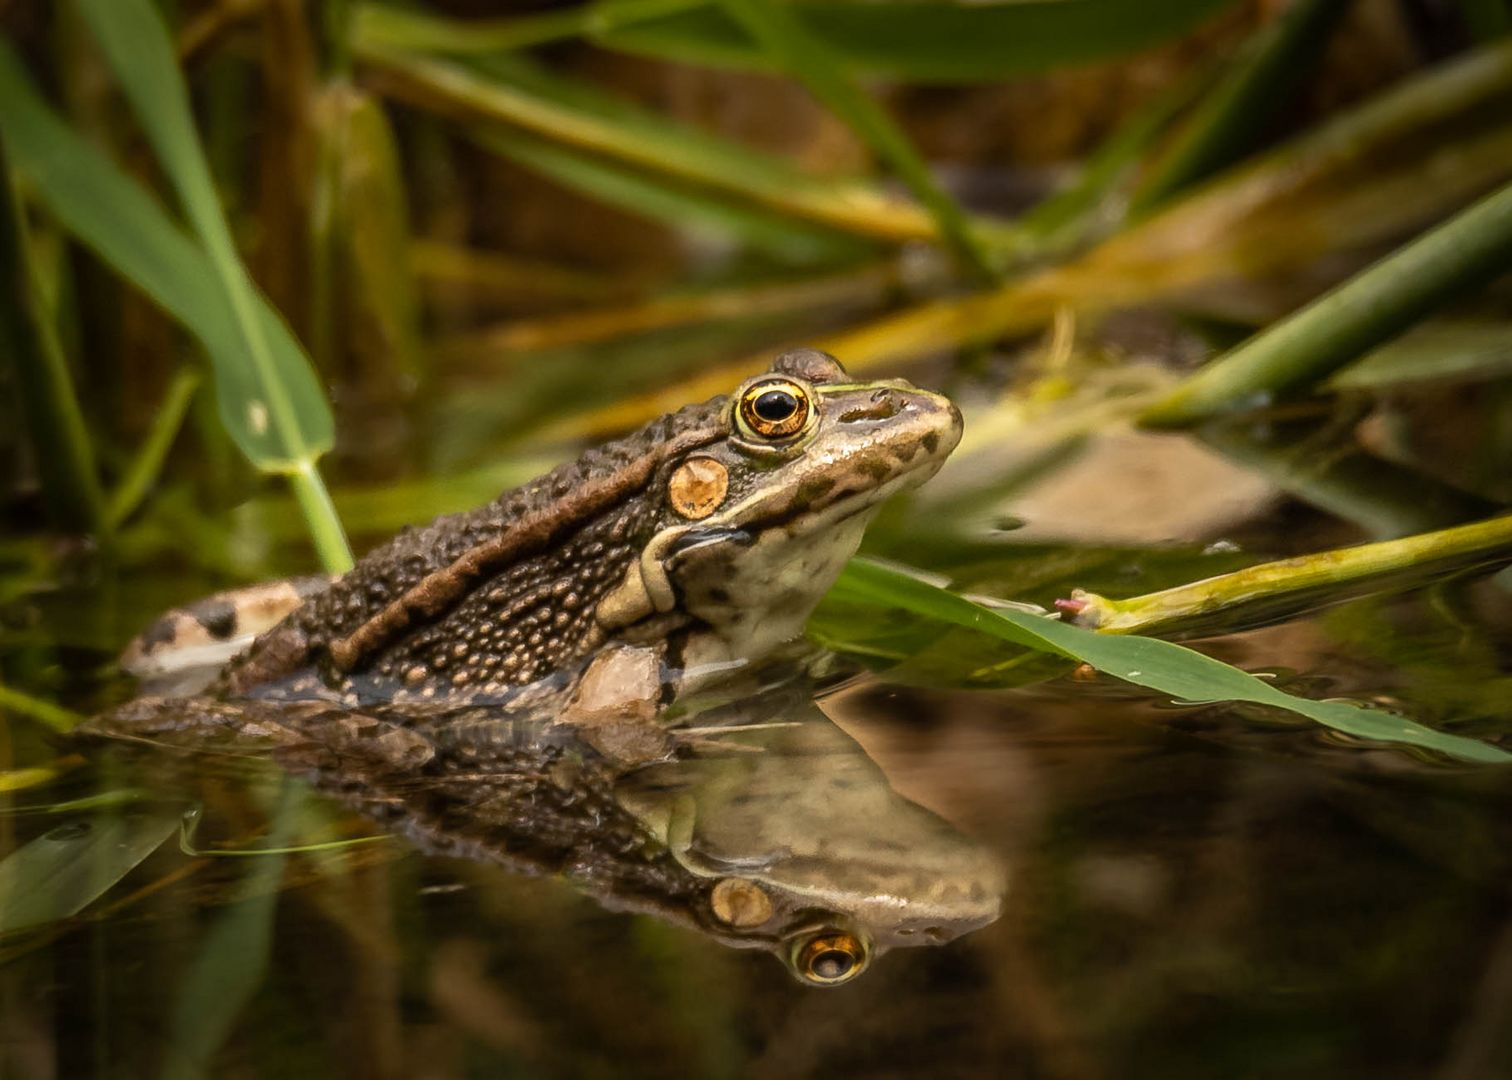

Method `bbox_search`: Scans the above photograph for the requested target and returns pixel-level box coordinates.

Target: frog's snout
[898,389,964,461]
[935,395,965,444]
[834,385,961,456]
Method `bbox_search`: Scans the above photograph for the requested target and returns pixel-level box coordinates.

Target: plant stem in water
[1064,514,1512,635]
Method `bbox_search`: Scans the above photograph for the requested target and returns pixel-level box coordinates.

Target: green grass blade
[1142,177,1512,426]
[557,40,1512,437]
[355,0,707,54]
[596,0,1238,83]
[0,46,333,475]
[356,44,943,244]
[472,127,874,261]
[0,46,259,351]
[714,0,997,280]
[72,0,352,573]
[106,368,201,529]
[73,0,325,470]
[0,142,107,534]
[830,558,1512,764]
[319,89,424,381]
[0,809,182,933]
[288,461,358,575]
[1014,66,1207,256]
[1130,0,1347,212]
[441,260,895,356]
[1,790,150,812]
[0,765,76,795]
[0,54,346,561]
[1327,319,1512,390]
[0,683,85,734]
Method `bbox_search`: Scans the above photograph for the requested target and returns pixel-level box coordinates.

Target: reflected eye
[788,929,871,987]
[737,379,811,440]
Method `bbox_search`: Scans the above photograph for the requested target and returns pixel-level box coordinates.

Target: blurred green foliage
[1,1,1510,747]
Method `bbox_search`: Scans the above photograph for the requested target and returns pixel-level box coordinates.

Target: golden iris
[789,929,870,986]
[737,379,810,440]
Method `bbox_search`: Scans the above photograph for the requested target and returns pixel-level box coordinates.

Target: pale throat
[673,509,874,689]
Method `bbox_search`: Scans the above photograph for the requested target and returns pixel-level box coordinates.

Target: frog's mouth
[660,457,935,559]
[656,466,925,577]
[644,462,933,605]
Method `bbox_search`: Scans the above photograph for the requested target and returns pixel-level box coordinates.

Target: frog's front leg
[557,643,675,765]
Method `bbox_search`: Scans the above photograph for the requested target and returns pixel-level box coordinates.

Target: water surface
[4,586,1510,1079]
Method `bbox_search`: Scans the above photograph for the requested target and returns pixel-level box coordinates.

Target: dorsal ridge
[326,423,724,672]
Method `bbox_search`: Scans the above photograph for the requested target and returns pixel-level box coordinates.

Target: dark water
[3,592,1511,1080]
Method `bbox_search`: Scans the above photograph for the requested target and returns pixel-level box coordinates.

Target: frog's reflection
[88,686,1005,986]
[616,692,1005,984]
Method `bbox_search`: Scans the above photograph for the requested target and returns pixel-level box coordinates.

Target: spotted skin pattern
[128,349,964,716]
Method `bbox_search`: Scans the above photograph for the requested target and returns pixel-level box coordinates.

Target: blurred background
[2,0,1512,1077]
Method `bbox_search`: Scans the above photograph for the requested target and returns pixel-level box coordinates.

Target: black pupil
[812,949,854,980]
[753,390,798,423]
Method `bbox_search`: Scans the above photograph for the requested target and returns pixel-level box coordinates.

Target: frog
[117,348,963,731]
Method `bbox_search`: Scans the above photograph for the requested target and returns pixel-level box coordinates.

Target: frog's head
[603,349,962,683]
[716,347,962,512]
[705,347,961,530]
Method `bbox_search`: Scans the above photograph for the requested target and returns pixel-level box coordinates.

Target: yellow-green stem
[106,368,201,528]
[1142,177,1512,426]
[1067,514,1512,635]
[288,461,355,574]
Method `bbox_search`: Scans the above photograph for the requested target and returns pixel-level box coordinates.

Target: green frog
[118,349,962,727]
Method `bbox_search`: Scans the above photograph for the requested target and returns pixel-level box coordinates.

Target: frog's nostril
[840,393,900,424]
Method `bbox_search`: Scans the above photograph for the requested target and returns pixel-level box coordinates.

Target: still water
[3,592,1510,1079]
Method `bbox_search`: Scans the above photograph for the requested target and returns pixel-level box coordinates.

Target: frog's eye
[787,929,871,987]
[736,379,811,441]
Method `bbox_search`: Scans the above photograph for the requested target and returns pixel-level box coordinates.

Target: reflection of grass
[0,685,83,735]
[0,804,182,933]
[163,781,302,1080]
